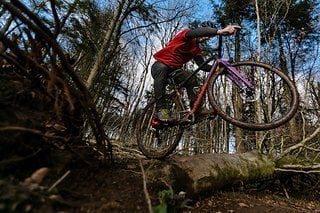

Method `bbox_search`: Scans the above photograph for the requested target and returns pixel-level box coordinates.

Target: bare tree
[0,0,111,157]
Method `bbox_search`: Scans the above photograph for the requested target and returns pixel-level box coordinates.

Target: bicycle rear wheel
[136,95,184,159]
[208,61,299,130]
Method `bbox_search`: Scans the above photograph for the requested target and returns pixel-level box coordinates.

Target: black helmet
[200,21,216,28]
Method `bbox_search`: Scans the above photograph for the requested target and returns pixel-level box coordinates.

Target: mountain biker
[151,21,241,122]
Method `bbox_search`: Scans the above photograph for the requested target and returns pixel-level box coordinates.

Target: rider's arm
[194,55,212,72]
[185,27,218,38]
[186,25,242,38]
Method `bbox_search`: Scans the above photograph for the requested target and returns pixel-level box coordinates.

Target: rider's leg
[151,61,175,121]
[151,61,169,110]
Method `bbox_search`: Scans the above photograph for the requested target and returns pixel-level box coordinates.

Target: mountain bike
[136,35,299,159]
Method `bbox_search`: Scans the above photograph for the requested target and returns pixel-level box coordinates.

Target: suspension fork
[220,59,255,89]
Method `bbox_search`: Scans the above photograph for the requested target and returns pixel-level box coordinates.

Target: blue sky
[195,0,214,20]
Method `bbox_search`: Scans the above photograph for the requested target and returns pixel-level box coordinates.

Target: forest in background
[0,0,320,212]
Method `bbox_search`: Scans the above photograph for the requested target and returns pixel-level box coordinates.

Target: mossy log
[146,152,275,195]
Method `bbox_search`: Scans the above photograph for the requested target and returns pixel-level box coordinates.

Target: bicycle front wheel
[136,96,184,159]
[208,61,299,131]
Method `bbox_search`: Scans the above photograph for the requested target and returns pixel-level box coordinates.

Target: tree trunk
[146,152,275,195]
[85,0,125,88]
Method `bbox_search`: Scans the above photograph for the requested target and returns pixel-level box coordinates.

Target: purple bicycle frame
[213,58,255,89]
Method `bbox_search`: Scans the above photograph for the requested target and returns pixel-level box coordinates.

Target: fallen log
[146,151,275,195]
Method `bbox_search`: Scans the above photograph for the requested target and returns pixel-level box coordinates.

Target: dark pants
[151,61,198,110]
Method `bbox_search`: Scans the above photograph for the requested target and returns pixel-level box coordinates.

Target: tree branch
[276,126,320,160]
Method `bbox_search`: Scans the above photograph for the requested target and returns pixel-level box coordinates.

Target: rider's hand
[217,25,241,35]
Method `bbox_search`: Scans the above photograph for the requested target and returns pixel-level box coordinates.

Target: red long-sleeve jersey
[153,29,202,69]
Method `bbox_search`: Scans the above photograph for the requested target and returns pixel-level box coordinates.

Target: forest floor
[1,139,320,213]
[37,147,320,213]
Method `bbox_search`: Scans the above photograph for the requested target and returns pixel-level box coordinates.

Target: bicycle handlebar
[212,26,240,58]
